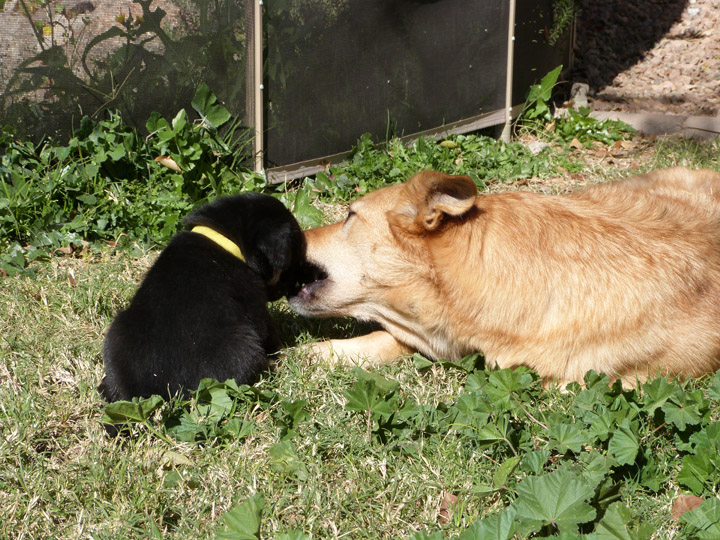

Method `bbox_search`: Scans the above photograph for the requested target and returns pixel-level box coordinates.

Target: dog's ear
[389,171,477,233]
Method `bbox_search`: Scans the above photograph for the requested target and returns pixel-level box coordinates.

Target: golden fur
[290,167,720,385]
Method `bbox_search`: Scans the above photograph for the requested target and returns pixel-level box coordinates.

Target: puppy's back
[100,231,276,401]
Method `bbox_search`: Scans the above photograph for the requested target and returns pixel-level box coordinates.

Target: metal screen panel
[264,0,510,169]
[513,0,573,105]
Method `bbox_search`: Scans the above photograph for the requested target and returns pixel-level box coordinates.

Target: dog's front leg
[306,330,413,367]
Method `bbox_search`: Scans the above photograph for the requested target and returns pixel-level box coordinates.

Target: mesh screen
[264,0,511,168]
[0,0,571,171]
[513,0,573,104]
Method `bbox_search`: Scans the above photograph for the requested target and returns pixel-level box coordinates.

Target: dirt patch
[573,0,720,117]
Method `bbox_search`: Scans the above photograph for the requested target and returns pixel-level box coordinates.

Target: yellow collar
[191,226,245,262]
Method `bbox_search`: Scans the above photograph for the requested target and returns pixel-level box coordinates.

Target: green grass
[2,131,720,539]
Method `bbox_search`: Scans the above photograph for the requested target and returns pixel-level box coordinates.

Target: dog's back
[442,167,720,384]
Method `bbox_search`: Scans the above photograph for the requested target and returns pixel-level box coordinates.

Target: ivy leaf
[640,377,678,414]
[407,532,445,540]
[344,372,398,418]
[678,453,715,495]
[679,497,720,539]
[511,469,596,534]
[275,532,312,540]
[457,506,518,540]
[607,419,640,466]
[592,502,653,540]
[102,394,164,424]
[291,188,324,229]
[549,423,587,454]
[268,440,309,481]
[661,395,703,431]
[493,456,521,489]
[215,493,264,540]
[707,371,720,400]
[192,83,231,130]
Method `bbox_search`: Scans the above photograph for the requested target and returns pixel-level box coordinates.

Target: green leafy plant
[2,0,249,143]
[548,0,580,46]
[0,85,261,276]
[519,65,636,148]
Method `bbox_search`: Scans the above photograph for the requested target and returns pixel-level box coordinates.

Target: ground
[573,0,720,117]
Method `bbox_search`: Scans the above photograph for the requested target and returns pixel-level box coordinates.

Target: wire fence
[0,0,573,180]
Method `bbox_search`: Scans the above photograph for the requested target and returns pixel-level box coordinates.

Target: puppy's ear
[388,171,477,234]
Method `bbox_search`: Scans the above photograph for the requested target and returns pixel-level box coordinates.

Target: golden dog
[290,167,720,385]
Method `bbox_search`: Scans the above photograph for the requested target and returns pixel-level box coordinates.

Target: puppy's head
[185,193,307,301]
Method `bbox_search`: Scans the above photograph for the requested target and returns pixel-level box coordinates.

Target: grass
[2,132,720,539]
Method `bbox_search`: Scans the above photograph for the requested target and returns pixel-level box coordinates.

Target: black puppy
[99,193,306,402]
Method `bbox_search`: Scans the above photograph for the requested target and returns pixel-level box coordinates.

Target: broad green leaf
[171,108,187,133]
[487,368,534,395]
[678,453,715,495]
[275,532,312,540]
[512,469,596,534]
[493,456,521,489]
[292,188,324,229]
[413,353,434,371]
[524,65,563,119]
[269,440,309,481]
[679,497,720,540]
[434,353,484,373]
[457,507,518,540]
[165,410,203,442]
[640,377,677,414]
[464,371,489,393]
[661,395,703,431]
[220,418,255,440]
[216,493,264,540]
[607,420,639,465]
[344,379,397,417]
[637,448,665,492]
[585,411,614,442]
[688,422,720,453]
[192,84,232,129]
[707,371,720,400]
[108,144,126,161]
[352,367,399,394]
[583,371,612,392]
[102,395,164,424]
[407,532,444,540]
[592,502,652,540]
[578,452,615,487]
[282,399,310,425]
[278,399,309,440]
[520,450,550,475]
[549,423,586,454]
[475,417,510,446]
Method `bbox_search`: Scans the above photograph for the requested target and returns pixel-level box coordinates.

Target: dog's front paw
[304,340,337,362]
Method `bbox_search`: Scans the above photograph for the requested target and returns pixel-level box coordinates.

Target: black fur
[98,193,306,402]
